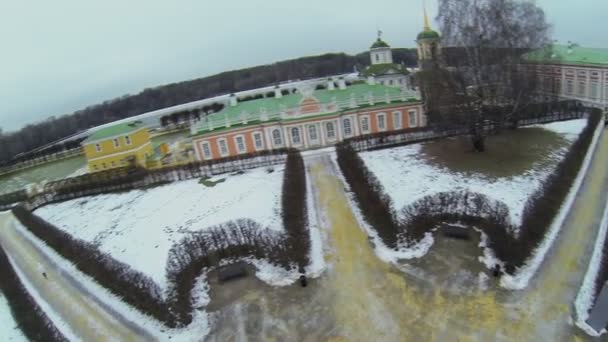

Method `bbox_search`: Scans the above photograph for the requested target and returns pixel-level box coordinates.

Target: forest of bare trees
[0,49,417,165]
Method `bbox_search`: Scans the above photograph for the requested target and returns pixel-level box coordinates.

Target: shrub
[337,110,601,273]
[0,244,66,341]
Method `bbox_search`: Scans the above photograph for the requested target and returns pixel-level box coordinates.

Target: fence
[22,150,289,211]
[0,147,83,177]
[346,110,585,152]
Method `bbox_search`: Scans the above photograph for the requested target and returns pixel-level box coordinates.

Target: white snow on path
[35,166,284,289]
[360,119,587,228]
[0,294,27,342]
[575,199,608,337]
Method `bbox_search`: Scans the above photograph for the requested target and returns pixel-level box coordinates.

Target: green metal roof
[84,121,145,144]
[417,29,440,40]
[361,63,409,77]
[371,38,391,49]
[524,44,608,66]
[196,84,409,135]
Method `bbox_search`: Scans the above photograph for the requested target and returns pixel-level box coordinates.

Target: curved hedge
[12,149,310,327]
[337,110,601,273]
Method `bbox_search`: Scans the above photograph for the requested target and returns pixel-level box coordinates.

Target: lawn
[34,166,284,289]
[359,119,587,228]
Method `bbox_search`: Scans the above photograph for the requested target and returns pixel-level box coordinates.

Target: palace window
[95,143,102,152]
[590,83,599,99]
[217,139,228,156]
[113,138,120,148]
[272,129,282,146]
[253,132,264,150]
[360,116,370,133]
[111,161,115,167]
[578,81,586,97]
[102,162,107,169]
[377,113,386,131]
[566,80,574,95]
[408,110,418,127]
[125,135,132,145]
[343,118,352,136]
[235,136,246,153]
[308,125,318,141]
[326,122,336,139]
[291,127,301,144]
[393,111,402,129]
[202,142,211,159]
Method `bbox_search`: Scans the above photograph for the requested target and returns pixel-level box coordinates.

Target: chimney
[338,78,347,90]
[367,76,376,86]
[229,94,237,107]
[274,86,282,98]
[327,78,336,90]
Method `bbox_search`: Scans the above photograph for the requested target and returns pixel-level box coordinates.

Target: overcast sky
[0,0,606,132]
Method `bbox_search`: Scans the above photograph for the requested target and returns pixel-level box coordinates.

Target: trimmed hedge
[337,110,601,273]
[12,149,311,328]
[0,244,66,341]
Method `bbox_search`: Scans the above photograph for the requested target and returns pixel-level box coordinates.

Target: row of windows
[199,110,420,159]
[94,135,132,153]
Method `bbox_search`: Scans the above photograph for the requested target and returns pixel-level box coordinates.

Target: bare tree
[426,0,552,151]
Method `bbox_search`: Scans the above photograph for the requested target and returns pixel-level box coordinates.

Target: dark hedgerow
[282,150,310,272]
[0,244,67,342]
[337,109,601,273]
[336,143,400,248]
[11,149,311,328]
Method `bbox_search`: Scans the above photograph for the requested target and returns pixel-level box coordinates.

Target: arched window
[272,129,282,146]
[343,118,352,136]
[326,122,336,139]
[291,127,301,144]
[308,125,318,141]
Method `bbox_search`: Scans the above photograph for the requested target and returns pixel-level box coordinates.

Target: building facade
[82,122,153,172]
[526,44,608,110]
[360,31,410,88]
[191,83,424,161]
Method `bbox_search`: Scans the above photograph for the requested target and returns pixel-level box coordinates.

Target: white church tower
[370,30,393,65]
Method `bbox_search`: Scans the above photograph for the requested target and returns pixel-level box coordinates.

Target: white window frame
[125,135,132,146]
[201,141,212,160]
[325,121,336,140]
[590,82,599,100]
[272,129,283,147]
[308,125,318,141]
[252,132,264,151]
[234,135,247,154]
[578,81,586,97]
[291,127,301,145]
[408,110,418,127]
[95,143,102,152]
[566,80,574,95]
[360,115,370,134]
[377,112,387,131]
[217,138,229,157]
[113,138,120,148]
[392,111,402,130]
[343,117,353,137]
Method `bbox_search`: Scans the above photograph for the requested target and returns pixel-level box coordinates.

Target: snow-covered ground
[0,294,27,342]
[360,119,587,228]
[35,166,285,289]
[575,199,608,336]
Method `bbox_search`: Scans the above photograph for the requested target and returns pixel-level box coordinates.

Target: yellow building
[82,121,153,172]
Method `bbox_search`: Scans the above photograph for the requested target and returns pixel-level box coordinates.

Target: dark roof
[417,29,440,40]
[361,63,409,77]
[371,38,391,49]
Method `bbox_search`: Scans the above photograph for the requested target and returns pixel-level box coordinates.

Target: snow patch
[34,166,284,289]
[574,197,608,336]
[0,293,28,342]
[304,161,326,277]
[501,118,603,290]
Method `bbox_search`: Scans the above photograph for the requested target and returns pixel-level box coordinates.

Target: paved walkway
[0,212,154,342]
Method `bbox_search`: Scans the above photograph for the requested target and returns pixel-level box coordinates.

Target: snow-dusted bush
[0,243,66,341]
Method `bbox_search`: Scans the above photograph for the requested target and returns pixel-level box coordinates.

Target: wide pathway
[0,212,154,341]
